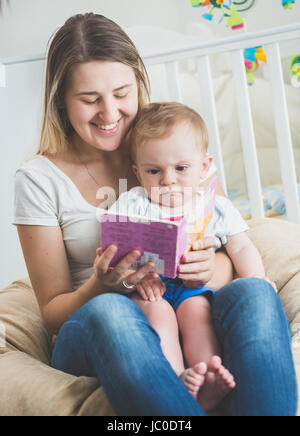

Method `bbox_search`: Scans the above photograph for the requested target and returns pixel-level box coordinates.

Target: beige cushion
[247,218,300,417]
[0,278,114,416]
[247,218,300,339]
[0,217,299,415]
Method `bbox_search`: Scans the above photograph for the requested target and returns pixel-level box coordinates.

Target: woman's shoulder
[14,154,74,208]
[18,154,54,175]
[16,154,70,186]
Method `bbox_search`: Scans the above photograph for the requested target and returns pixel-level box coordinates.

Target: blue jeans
[51,278,298,416]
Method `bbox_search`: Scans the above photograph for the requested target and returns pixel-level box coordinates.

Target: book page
[101,216,181,277]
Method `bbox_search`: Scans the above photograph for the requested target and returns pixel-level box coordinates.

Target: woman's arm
[17,225,155,334]
[17,225,103,334]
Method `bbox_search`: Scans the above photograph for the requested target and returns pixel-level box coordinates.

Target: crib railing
[142,23,300,223]
[1,24,300,223]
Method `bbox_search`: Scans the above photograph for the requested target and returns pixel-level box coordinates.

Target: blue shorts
[161,276,217,311]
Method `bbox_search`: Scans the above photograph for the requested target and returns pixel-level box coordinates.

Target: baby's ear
[132,164,142,183]
[200,154,213,179]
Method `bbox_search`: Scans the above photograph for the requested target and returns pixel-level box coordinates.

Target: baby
[109,102,276,412]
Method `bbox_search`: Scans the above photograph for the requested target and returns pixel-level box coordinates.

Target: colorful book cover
[100,178,218,278]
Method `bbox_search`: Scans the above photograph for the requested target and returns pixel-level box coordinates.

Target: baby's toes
[180,364,206,394]
[217,366,236,390]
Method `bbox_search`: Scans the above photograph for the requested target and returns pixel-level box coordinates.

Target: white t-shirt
[13,156,105,289]
[109,187,249,248]
[13,156,218,289]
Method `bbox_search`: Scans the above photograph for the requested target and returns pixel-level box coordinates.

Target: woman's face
[64,60,139,152]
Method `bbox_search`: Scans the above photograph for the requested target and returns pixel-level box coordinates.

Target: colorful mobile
[290,54,300,87]
[190,0,296,27]
[282,0,295,9]
[190,0,297,84]
[190,0,253,29]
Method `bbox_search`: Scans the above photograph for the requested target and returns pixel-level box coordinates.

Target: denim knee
[68,292,161,346]
[212,278,289,333]
[68,293,145,333]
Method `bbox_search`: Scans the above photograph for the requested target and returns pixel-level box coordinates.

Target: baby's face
[133,121,212,209]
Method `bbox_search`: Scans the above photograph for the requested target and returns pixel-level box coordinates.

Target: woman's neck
[71,134,129,166]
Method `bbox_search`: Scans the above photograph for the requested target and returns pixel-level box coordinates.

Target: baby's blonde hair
[128,102,209,163]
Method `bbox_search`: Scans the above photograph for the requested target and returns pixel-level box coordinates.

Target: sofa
[0,218,299,416]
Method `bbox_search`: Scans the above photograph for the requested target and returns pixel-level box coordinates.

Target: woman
[14,13,297,416]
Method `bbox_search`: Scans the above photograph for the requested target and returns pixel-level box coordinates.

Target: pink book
[100,178,218,278]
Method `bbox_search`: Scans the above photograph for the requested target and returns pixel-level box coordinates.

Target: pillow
[0,278,52,363]
[0,278,114,416]
[0,351,114,416]
[247,218,300,416]
[247,218,300,341]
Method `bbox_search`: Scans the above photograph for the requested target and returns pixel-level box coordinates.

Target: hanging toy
[290,54,300,87]
[244,46,267,85]
[201,1,229,23]
[225,4,245,29]
[282,0,295,9]
[190,0,210,5]
[190,1,245,29]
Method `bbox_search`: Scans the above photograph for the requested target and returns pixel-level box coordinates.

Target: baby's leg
[177,296,235,411]
[177,295,221,365]
[131,293,185,376]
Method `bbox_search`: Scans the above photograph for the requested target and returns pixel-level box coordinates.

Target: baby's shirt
[108,186,249,249]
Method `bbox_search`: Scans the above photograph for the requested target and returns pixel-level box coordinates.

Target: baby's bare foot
[180,362,207,399]
[197,356,236,412]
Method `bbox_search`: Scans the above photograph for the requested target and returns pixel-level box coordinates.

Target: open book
[100,178,218,278]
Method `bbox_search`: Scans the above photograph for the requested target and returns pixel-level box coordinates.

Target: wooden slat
[231,49,265,219]
[196,55,227,194]
[0,64,6,88]
[165,61,183,102]
[265,42,300,223]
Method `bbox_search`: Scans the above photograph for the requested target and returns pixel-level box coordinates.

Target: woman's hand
[93,245,155,294]
[177,237,217,289]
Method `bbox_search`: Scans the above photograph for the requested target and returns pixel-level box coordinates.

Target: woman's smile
[90,118,122,136]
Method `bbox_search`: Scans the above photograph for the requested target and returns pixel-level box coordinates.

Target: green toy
[282,0,295,9]
[290,54,300,87]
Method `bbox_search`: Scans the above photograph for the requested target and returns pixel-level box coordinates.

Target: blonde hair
[129,102,209,163]
[37,13,150,155]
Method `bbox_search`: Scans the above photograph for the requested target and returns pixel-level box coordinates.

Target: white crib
[139,23,300,223]
[0,23,300,288]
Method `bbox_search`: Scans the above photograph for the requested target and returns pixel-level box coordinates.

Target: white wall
[0,0,299,289]
[1,0,300,59]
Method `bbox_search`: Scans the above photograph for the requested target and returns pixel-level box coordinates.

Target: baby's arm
[225,232,277,291]
[225,232,264,277]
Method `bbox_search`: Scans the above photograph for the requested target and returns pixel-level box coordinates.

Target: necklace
[74,148,102,188]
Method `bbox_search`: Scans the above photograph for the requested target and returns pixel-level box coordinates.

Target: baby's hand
[136,273,166,302]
